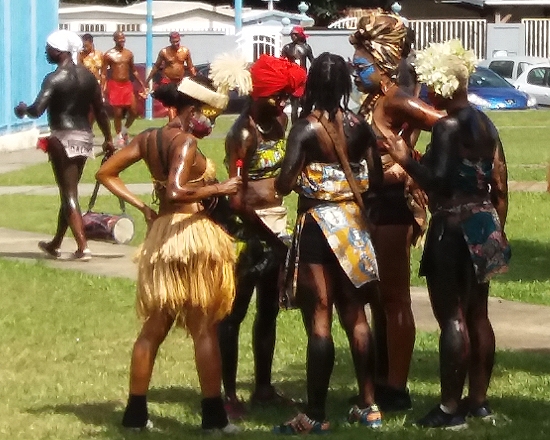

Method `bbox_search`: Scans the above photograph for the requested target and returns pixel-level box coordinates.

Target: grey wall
[92,32,238,65]
[91,30,355,66]
[486,24,525,58]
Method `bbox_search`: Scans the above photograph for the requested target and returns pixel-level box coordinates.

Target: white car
[514,63,550,106]
[478,56,549,84]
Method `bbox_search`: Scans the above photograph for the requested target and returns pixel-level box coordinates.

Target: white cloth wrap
[51,130,95,159]
[46,30,83,64]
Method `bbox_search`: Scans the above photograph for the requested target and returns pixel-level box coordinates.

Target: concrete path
[0,147,549,352]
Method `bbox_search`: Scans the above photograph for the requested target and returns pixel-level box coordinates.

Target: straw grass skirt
[135,212,236,333]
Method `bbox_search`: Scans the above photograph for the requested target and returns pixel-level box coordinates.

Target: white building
[59,1,313,63]
[58,0,315,34]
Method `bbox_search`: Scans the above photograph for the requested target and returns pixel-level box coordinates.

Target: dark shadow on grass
[26,400,260,439]
[0,251,49,260]
[499,239,550,282]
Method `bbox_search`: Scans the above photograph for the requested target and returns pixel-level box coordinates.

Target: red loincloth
[107,79,134,107]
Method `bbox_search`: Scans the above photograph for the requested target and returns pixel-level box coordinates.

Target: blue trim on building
[0,0,58,137]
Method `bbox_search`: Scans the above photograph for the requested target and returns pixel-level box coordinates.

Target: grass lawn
[1,258,549,440]
[1,112,550,439]
[0,110,549,186]
[0,190,547,305]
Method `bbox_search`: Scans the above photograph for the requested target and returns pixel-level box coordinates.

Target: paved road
[0,147,549,352]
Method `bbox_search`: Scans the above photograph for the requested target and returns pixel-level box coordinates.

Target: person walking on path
[79,33,104,127]
[79,33,103,82]
[384,39,510,429]
[14,29,113,261]
[102,31,147,148]
[145,31,196,120]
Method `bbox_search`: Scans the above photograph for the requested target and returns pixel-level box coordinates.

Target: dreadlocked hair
[300,52,351,121]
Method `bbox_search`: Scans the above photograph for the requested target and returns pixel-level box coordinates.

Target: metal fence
[409,19,487,59]
[523,19,550,57]
[329,16,487,59]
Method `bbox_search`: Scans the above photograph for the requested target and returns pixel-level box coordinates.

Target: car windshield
[469,68,512,88]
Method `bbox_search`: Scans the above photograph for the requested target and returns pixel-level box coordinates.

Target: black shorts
[299,214,337,265]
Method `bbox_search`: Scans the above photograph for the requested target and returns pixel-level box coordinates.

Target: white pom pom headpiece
[209,52,253,97]
[415,39,477,98]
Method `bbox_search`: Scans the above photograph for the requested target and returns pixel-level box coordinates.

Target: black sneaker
[375,385,412,412]
[470,402,493,419]
[461,399,495,421]
[415,405,468,430]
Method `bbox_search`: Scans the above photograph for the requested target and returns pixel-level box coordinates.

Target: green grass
[0,111,549,185]
[1,257,549,440]
[415,109,550,181]
[1,112,550,439]
[0,116,235,186]
[0,191,547,305]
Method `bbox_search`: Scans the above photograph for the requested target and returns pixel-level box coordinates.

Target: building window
[253,35,276,61]
[117,24,141,32]
[58,23,70,30]
[80,24,106,33]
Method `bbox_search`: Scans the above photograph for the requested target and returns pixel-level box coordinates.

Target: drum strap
[88,153,127,214]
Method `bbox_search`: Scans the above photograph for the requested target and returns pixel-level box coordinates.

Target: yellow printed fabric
[297,160,370,201]
[281,161,378,308]
[81,50,103,81]
[248,139,286,180]
[311,202,378,286]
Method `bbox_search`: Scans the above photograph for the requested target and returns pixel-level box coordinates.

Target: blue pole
[235,0,242,33]
[145,0,153,120]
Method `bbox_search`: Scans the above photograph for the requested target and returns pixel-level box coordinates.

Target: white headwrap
[46,30,83,64]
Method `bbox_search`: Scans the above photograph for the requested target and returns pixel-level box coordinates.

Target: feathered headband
[415,39,477,98]
[177,52,252,111]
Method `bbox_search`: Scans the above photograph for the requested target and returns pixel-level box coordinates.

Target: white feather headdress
[208,52,253,97]
[177,52,252,111]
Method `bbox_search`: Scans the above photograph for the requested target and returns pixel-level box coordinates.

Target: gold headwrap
[349,8,407,76]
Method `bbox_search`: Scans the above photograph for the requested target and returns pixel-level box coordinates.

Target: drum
[83,211,135,244]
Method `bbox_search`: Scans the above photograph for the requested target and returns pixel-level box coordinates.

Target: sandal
[273,413,330,435]
[38,241,60,259]
[348,404,382,428]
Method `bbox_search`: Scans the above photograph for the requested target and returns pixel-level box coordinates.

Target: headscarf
[46,30,83,64]
[291,26,308,40]
[349,8,407,76]
[250,54,307,99]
